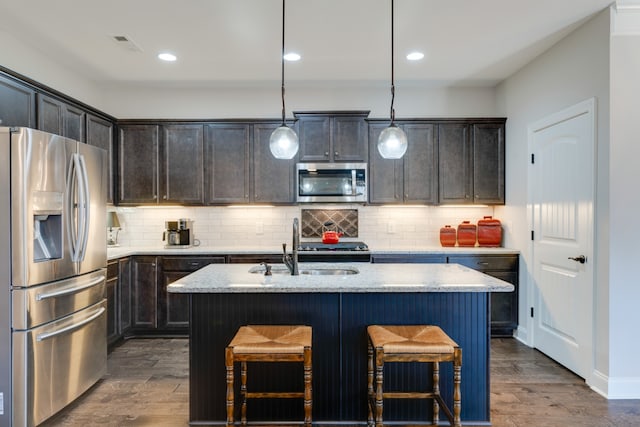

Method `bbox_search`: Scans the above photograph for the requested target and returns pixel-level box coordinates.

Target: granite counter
[167,262,514,294]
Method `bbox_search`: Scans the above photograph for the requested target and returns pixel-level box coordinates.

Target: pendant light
[269,0,299,159]
[377,0,408,159]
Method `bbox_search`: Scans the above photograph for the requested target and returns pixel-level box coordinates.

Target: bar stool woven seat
[226,325,312,426]
[367,325,462,427]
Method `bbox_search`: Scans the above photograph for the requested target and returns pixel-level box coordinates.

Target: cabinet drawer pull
[477,262,490,266]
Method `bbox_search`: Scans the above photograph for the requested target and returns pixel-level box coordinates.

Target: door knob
[568,255,587,264]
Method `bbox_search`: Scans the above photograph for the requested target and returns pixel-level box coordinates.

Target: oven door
[296,162,367,203]
[12,299,107,427]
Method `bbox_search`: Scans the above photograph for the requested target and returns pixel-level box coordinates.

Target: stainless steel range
[0,127,108,427]
[297,241,370,262]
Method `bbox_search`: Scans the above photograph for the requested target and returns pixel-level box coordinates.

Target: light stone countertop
[166,262,515,294]
[107,245,519,260]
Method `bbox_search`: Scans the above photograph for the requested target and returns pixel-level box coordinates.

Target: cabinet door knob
[324,151,329,157]
[334,151,339,157]
[163,195,167,200]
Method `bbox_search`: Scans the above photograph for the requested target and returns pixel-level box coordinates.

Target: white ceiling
[0,0,614,89]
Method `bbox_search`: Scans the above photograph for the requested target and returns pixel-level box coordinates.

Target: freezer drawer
[12,299,107,427]
[12,268,106,330]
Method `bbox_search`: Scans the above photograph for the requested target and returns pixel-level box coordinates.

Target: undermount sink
[248,265,359,275]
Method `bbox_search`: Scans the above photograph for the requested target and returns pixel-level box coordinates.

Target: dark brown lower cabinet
[158,256,226,333]
[122,255,227,336]
[107,257,132,350]
[119,257,132,335]
[372,253,519,337]
[446,255,518,337]
[106,260,119,346]
[131,256,159,332]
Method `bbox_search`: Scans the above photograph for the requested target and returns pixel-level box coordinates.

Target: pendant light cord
[390,0,396,124]
[280,0,287,126]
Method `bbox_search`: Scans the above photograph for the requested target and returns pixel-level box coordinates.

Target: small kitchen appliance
[163,219,194,248]
[296,163,367,203]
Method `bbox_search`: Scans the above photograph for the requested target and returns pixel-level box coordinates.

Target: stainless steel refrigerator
[0,127,108,427]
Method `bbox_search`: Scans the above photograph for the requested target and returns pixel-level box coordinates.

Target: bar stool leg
[240,361,248,426]
[453,348,462,427]
[374,347,384,427]
[225,347,234,427]
[432,361,440,425]
[367,340,374,427]
[303,346,313,427]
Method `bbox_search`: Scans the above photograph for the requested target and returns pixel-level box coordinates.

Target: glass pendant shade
[269,124,299,159]
[377,124,408,159]
[269,0,298,159]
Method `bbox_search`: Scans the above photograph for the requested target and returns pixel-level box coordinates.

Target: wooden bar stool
[225,325,312,426]
[367,325,462,427]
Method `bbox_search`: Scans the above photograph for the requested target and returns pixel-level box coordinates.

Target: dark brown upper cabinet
[118,124,159,204]
[204,122,295,205]
[295,111,369,163]
[118,124,204,205]
[0,74,36,128]
[438,120,505,205]
[37,93,86,142]
[86,114,114,203]
[204,123,251,204]
[160,124,204,204]
[369,121,438,205]
[253,123,296,204]
[472,122,505,204]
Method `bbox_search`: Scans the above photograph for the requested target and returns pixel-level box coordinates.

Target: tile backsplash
[110,204,499,250]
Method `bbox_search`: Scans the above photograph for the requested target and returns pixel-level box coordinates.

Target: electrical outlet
[387,221,396,234]
[255,221,264,235]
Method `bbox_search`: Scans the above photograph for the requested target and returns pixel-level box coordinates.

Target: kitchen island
[168,262,513,425]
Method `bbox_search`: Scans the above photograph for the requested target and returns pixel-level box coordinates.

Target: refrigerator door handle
[77,154,90,261]
[66,153,88,263]
[36,275,106,301]
[66,153,80,262]
[36,306,105,342]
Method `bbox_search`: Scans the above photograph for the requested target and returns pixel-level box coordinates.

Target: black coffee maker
[163,218,193,248]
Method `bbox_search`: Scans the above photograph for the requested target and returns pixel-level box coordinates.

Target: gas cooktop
[297,242,369,252]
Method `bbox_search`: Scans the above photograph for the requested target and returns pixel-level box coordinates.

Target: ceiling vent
[110,35,143,52]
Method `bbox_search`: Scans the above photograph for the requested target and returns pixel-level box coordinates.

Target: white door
[528,98,595,378]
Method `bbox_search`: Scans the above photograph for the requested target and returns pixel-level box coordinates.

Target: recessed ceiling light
[406,51,424,61]
[158,52,177,62]
[283,52,301,61]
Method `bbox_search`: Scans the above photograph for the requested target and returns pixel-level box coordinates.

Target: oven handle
[36,275,105,301]
[36,306,105,342]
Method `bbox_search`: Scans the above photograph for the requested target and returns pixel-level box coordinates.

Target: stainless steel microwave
[296,163,368,203]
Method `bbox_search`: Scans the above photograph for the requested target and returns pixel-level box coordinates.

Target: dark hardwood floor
[41,337,639,426]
